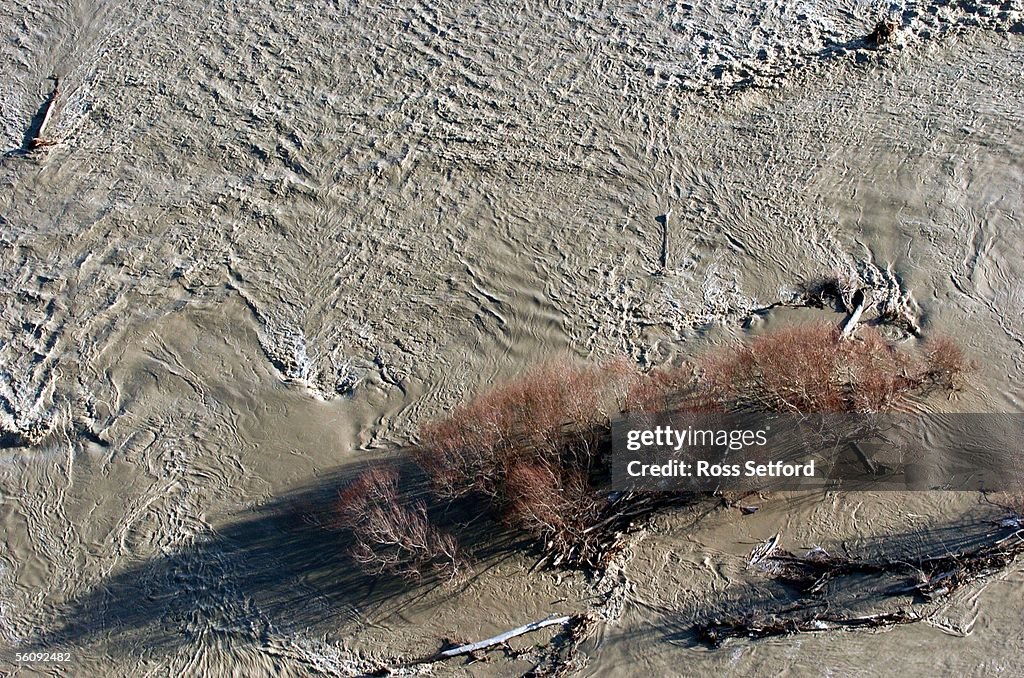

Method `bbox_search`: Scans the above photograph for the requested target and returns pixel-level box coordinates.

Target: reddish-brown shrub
[704,325,847,412]
[336,468,461,581]
[502,458,597,547]
[923,336,972,391]
[404,328,971,571]
[843,327,919,411]
[411,359,639,566]
[698,324,966,414]
[416,359,636,500]
[624,363,698,414]
[416,415,503,499]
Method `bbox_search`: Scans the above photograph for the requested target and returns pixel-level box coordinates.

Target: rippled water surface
[1,0,1022,674]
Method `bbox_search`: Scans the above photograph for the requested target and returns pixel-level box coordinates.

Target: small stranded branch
[30,76,61,150]
[659,209,671,270]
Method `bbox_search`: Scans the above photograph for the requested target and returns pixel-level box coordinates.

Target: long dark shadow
[24,450,525,658]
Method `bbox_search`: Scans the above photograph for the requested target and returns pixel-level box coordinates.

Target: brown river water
[1,0,1023,674]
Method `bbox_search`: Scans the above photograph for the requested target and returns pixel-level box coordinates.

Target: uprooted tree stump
[867,18,900,46]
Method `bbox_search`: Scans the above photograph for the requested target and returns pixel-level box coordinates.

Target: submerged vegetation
[333,467,462,581]
[701,324,969,413]
[335,323,975,581]
[327,318,1024,671]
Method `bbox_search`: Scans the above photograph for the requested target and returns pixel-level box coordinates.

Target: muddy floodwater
[1,0,1023,675]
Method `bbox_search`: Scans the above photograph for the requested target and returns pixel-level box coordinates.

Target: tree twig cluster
[334,467,462,581]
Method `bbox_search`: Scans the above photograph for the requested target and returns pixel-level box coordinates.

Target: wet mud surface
[1,0,1022,674]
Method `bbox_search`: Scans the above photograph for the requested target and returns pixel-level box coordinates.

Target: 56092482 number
[15,651,72,662]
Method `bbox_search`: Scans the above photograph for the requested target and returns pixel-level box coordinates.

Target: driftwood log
[839,290,867,339]
[700,609,920,647]
[696,524,1024,647]
[30,76,60,150]
[436,614,576,660]
[376,613,585,674]
[748,527,1024,598]
[659,209,671,269]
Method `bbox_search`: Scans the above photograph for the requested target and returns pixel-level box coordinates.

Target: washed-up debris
[695,526,1024,647]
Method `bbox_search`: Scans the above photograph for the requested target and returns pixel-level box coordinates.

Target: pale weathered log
[30,76,60,149]
[839,292,866,339]
[437,614,575,659]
